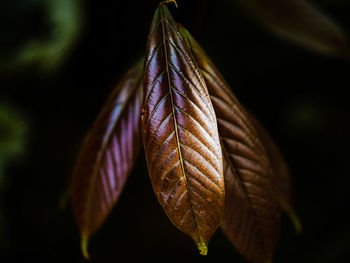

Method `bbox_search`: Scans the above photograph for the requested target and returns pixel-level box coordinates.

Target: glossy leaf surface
[234,0,349,56]
[179,25,282,263]
[71,61,143,256]
[142,4,224,255]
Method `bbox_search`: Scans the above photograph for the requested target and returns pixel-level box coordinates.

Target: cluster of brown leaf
[69,1,348,262]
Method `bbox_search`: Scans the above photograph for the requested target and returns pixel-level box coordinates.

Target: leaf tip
[281,200,303,234]
[81,236,90,260]
[197,242,208,256]
[289,211,303,235]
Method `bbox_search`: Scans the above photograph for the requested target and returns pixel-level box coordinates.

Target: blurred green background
[1,0,350,262]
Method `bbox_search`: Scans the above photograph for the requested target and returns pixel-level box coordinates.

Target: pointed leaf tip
[288,210,303,234]
[81,237,90,260]
[71,61,143,240]
[197,242,208,256]
[143,0,224,251]
[178,24,282,262]
[281,200,302,234]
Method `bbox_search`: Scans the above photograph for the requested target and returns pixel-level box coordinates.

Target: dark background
[1,0,350,262]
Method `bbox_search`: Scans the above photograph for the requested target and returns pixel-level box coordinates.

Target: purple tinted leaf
[70,61,143,257]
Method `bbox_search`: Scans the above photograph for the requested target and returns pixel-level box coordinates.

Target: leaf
[70,60,143,258]
[178,25,282,263]
[142,3,225,255]
[233,0,349,56]
[249,115,302,233]
[180,23,302,235]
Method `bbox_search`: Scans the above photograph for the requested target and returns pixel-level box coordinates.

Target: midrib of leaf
[159,7,205,250]
[220,137,268,261]
[83,74,141,236]
[177,24,276,262]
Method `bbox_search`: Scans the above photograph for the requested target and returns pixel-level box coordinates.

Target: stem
[159,0,178,8]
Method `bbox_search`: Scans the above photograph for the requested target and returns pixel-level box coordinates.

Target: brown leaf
[250,116,291,202]
[70,61,143,258]
[233,0,349,56]
[142,3,225,255]
[249,115,302,233]
[178,25,282,263]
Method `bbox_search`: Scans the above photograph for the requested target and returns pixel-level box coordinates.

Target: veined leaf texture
[178,25,283,263]
[249,115,301,233]
[70,61,143,258]
[68,1,309,261]
[141,3,225,255]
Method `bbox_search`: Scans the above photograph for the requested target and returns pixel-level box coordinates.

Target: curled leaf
[179,25,282,263]
[233,0,349,56]
[142,4,224,255]
[70,61,143,257]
